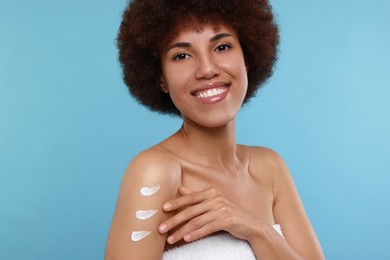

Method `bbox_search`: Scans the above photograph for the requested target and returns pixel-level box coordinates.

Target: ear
[159,77,169,93]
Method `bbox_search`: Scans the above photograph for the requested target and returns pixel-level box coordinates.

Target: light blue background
[1,0,389,259]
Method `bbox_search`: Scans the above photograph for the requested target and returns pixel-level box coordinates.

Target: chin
[183,111,237,129]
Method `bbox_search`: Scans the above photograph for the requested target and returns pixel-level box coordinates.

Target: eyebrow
[167,33,233,51]
[210,33,232,42]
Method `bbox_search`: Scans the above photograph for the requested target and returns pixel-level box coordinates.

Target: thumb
[179,186,193,195]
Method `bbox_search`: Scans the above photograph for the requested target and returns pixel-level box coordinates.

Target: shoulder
[243,145,292,194]
[246,146,283,163]
[123,147,181,189]
[244,145,288,176]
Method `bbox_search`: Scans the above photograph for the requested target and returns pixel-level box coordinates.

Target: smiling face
[160,23,248,128]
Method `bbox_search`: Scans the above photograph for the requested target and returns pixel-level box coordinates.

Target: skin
[105,23,325,259]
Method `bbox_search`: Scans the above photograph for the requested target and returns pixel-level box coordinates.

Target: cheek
[162,70,189,109]
[222,54,247,78]
[231,61,248,89]
[163,65,191,90]
[234,63,249,100]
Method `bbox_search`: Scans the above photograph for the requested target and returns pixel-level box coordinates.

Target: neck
[176,117,239,173]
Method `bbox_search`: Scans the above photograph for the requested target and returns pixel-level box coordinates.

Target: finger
[159,200,212,234]
[183,222,222,242]
[162,189,211,212]
[167,210,224,244]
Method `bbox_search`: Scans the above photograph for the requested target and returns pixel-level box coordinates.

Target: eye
[215,43,232,52]
[173,53,191,60]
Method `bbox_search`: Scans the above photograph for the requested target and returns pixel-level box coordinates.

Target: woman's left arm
[262,150,325,259]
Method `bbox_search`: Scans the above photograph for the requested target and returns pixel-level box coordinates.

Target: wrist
[246,221,269,244]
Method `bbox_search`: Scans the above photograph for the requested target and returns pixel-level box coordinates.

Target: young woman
[105,0,324,259]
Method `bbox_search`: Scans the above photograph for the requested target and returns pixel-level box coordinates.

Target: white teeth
[196,88,227,98]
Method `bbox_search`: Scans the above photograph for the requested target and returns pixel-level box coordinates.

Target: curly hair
[117,0,279,116]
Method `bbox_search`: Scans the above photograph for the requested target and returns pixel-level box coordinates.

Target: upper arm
[105,149,181,260]
[269,150,324,259]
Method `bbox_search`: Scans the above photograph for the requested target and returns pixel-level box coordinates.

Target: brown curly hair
[117,0,279,116]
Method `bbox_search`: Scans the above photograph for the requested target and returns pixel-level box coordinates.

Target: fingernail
[159,224,167,232]
[184,234,192,242]
[163,203,172,210]
[167,235,174,244]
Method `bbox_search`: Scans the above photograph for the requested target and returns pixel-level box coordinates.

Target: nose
[195,55,220,79]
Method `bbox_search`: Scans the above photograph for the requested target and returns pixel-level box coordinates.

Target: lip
[191,82,231,105]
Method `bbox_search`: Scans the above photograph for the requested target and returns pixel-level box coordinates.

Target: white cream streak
[136,209,158,220]
[131,231,151,242]
[273,224,284,238]
[140,185,160,196]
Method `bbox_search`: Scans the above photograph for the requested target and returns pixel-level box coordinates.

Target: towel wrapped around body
[162,224,283,260]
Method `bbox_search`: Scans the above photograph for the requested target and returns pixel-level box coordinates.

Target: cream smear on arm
[130,185,161,242]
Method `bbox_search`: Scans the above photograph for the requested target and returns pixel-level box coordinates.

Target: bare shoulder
[122,147,181,187]
[246,146,284,165]
[244,145,289,181]
[244,145,295,206]
[105,147,181,259]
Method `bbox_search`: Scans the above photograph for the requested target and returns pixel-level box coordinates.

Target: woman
[105,0,324,259]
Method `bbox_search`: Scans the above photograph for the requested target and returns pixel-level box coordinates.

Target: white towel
[162,224,283,260]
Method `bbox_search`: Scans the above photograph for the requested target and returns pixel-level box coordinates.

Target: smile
[191,82,231,104]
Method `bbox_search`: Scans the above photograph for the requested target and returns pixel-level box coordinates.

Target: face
[160,23,248,128]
